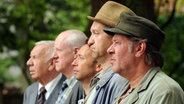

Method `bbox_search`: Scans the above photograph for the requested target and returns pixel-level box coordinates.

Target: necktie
[36,87,47,104]
[61,83,68,91]
[55,83,68,104]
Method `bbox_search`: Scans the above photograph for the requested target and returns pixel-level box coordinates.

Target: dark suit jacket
[64,81,85,104]
[23,74,66,104]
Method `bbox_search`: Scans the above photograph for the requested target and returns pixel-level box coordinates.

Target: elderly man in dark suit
[23,40,66,104]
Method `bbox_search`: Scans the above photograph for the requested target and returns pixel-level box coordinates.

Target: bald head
[55,29,87,49]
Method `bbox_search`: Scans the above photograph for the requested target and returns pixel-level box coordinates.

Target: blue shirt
[85,66,129,104]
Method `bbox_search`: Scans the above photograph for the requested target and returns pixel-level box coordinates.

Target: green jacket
[115,67,184,104]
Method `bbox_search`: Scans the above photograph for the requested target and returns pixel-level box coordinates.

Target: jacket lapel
[45,74,66,104]
[30,82,38,104]
[129,67,160,104]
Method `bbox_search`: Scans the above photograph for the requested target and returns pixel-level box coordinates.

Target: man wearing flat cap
[105,12,184,104]
[86,1,135,104]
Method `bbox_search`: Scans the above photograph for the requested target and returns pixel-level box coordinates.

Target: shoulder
[70,80,84,97]
[108,73,129,86]
[106,67,128,83]
[24,82,38,93]
[73,81,83,90]
[145,70,184,99]
[151,71,182,90]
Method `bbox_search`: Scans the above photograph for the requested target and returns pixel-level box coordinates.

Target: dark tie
[55,83,68,104]
[36,87,47,104]
[61,83,68,91]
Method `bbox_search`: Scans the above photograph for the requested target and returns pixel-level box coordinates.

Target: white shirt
[38,74,62,100]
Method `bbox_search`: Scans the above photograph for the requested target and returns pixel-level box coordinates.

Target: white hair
[35,40,54,61]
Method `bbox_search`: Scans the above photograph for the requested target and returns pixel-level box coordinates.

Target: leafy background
[0,0,183,96]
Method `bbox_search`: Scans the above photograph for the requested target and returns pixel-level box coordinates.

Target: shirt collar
[38,74,62,99]
[63,76,75,86]
[137,67,160,92]
[90,66,114,87]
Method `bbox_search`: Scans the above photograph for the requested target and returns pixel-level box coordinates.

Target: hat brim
[87,16,95,21]
[104,28,132,36]
[87,16,115,27]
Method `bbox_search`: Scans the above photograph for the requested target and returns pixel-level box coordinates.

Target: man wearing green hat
[105,12,184,104]
[86,1,135,104]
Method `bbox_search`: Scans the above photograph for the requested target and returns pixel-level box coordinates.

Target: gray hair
[35,40,54,61]
[128,36,164,68]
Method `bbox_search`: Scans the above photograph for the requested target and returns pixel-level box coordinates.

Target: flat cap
[104,12,165,50]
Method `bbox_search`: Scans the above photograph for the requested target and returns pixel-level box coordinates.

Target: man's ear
[74,47,79,55]
[95,63,102,72]
[135,42,146,57]
[48,58,55,71]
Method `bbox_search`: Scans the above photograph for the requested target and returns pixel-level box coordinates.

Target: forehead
[78,45,91,56]
[31,45,45,56]
[112,34,133,45]
[91,21,106,32]
[55,37,67,48]
[113,34,125,40]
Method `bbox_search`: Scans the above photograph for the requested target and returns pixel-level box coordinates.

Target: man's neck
[129,75,142,89]
[129,65,151,89]
[62,69,73,79]
[81,79,91,95]
[39,73,59,86]
[65,74,73,79]
[97,55,111,70]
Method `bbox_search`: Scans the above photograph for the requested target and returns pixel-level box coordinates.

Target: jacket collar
[96,66,115,87]
[129,67,160,103]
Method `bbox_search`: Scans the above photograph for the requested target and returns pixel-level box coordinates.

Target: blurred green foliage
[0,0,90,87]
[159,14,184,89]
[0,0,90,50]
[0,0,184,90]
[0,58,15,82]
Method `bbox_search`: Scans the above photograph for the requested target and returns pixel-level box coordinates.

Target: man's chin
[55,67,61,72]
[31,76,37,80]
[112,66,119,73]
[92,52,99,59]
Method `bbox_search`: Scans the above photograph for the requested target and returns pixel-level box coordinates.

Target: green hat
[104,12,165,50]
